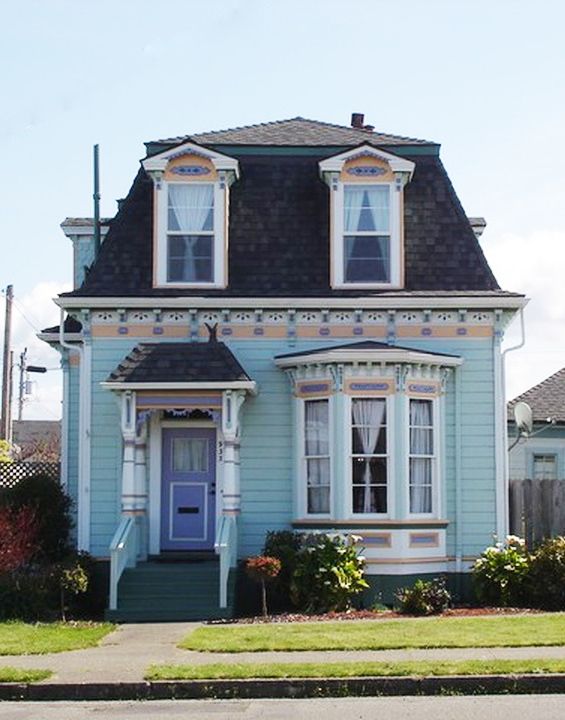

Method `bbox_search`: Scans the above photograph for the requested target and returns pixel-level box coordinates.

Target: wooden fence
[509,478,565,548]
[0,462,60,489]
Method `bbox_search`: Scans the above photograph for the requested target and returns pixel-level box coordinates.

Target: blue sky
[1,0,564,419]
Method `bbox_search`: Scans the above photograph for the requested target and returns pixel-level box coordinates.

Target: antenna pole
[93,144,101,258]
[17,347,27,422]
[1,285,13,441]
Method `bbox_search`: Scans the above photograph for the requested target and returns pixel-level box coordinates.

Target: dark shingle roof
[150,117,433,148]
[107,342,251,384]
[508,368,565,424]
[41,316,83,335]
[63,151,501,298]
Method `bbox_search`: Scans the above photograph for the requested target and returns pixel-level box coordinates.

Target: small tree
[245,556,281,617]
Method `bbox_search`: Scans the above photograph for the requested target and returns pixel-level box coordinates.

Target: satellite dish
[514,401,533,435]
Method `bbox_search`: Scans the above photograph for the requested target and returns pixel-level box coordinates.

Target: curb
[0,674,564,701]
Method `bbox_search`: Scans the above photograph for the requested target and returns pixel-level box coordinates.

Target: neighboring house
[508,368,565,482]
[12,420,61,462]
[40,115,525,620]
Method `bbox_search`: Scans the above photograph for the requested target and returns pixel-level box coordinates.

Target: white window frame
[347,394,393,519]
[298,397,333,518]
[333,182,401,289]
[406,396,440,518]
[155,180,227,288]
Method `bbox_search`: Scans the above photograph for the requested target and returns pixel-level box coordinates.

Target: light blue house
[41,115,525,619]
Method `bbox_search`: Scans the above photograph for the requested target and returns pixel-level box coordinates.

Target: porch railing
[109,516,137,610]
[215,515,237,608]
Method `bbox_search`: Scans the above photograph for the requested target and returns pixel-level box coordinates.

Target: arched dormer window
[319,145,414,289]
[143,142,239,288]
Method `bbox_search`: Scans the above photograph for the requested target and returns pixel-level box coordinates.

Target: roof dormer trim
[142,140,240,182]
[319,143,415,183]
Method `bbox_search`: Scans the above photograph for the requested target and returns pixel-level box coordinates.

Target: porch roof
[104,341,253,386]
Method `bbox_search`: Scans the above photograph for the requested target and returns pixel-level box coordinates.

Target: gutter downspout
[59,308,91,551]
[499,307,526,538]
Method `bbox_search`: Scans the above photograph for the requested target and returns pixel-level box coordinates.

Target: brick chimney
[351,113,364,129]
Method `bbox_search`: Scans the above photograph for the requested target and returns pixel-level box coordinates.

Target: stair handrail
[215,515,236,609]
[109,516,137,610]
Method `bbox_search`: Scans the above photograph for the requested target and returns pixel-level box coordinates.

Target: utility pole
[18,347,27,421]
[1,285,13,441]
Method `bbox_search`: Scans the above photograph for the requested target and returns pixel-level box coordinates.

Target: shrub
[528,536,565,610]
[396,577,451,615]
[290,533,368,613]
[263,530,304,609]
[0,474,72,562]
[245,556,281,617]
[472,535,531,607]
[0,566,56,621]
[0,506,39,573]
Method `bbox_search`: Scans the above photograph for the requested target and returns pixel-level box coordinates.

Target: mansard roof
[62,144,503,299]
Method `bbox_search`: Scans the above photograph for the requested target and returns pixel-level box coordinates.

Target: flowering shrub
[290,534,368,613]
[263,530,305,608]
[245,556,281,616]
[528,536,565,610]
[396,577,451,615]
[472,535,531,607]
[0,506,39,573]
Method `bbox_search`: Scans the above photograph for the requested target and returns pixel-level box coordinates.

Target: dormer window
[319,145,414,290]
[143,142,239,288]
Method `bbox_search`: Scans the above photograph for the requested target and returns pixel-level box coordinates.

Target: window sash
[409,399,435,514]
[533,454,557,480]
[304,400,330,514]
[351,398,388,514]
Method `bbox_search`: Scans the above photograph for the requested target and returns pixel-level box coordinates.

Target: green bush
[290,533,368,613]
[528,536,565,610]
[0,474,72,562]
[396,577,451,615]
[472,535,531,607]
[263,530,304,609]
[0,566,57,621]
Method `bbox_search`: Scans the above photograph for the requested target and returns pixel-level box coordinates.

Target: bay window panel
[351,399,387,514]
[304,400,330,514]
[409,399,435,514]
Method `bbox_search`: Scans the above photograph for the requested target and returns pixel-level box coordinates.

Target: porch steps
[105,560,235,622]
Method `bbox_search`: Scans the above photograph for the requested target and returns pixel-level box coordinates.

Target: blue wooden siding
[66,363,80,535]
[80,334,498,560]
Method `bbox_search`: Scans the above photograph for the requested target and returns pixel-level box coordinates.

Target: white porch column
[221,389,246,518]
[120,390,137,513]
[134,422,148,560]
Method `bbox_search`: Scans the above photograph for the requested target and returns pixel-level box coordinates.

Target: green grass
[0,622,115,655]
[0,667,52,683]
[146,658,565,681]
[181,614,565,653]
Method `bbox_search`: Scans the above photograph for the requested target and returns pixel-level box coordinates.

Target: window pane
[533,455,557,480]
[410,484,432,514]
[344,186,389,233]
[344,236,390,282]
[308,487,330,515]
[352,457,387,485]
[305,400,329,455]
[351,399,386,454]
[307,458,330,514]
[167,235,213,282]
[352,485,387,514]
[168,184,214,232]
[172,438,208,472]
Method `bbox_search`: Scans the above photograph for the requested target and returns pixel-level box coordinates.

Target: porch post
[134,422,148,560]
[120,390,147,561]
[221,390,246,520]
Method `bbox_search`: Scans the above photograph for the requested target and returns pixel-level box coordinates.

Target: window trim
[406,395,440,518]
[333,181,401,289]
[532,452,558,481]
[346,394,394,519]
[298,396,333,518]
[155,180,227,288]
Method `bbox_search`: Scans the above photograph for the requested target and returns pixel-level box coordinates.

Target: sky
[1,0,564,421]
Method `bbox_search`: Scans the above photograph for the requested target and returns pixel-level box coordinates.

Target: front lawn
[147,658,565,680]
[181,614,565,652]
[0,667,52,683]
[0,622,115,655]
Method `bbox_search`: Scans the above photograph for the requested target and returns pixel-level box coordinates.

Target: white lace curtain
[409,400,433,513]
[352,399,386,513]
[168,185,214,281]
[173,438,208,473]
[344,186,389,233]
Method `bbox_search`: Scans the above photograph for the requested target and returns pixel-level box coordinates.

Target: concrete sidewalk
[1,623,565,684]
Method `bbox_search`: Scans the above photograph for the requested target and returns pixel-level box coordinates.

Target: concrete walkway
[1,623,565,684]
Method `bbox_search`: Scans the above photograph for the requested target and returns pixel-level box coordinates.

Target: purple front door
[161,428,216,551]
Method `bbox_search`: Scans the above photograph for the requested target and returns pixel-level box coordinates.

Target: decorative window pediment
[319,145,415,290]
[143,142,239,289]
